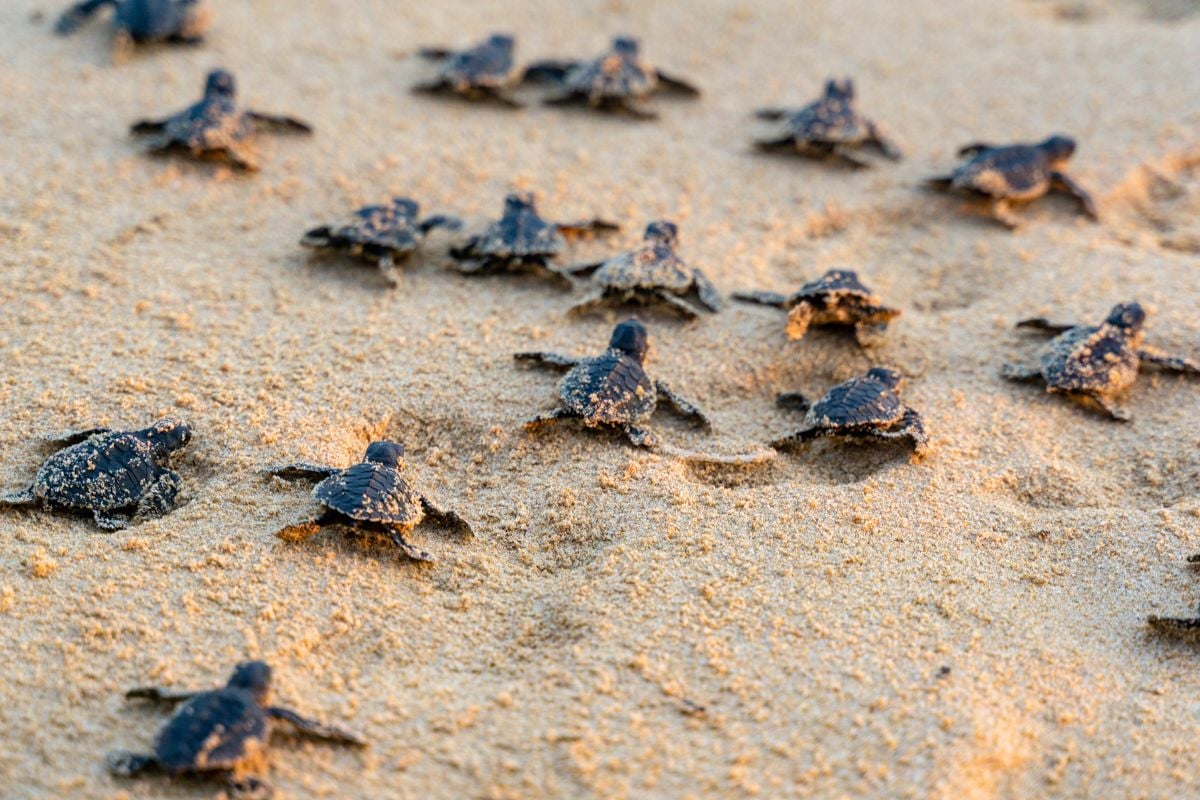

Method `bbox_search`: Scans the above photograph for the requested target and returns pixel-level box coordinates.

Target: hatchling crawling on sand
[414,33,524,107]
[302,197,461,284]
[1002,302,1200,420]
[734,269,900,346]
[770,368,927,452]
[927,135,1098,229]
[0,418,191,530]
[754,78,901,168]
[55,0,210,55]
[131,69,312,170]
[564,221,721,318]
[524,36,700,119]
[267,441,472,562]
[449,192,618,283]
[108,661,364,799]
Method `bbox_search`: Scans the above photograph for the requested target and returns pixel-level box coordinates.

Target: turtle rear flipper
[419,496,474,537]
[769,426,824,449]
[266,706,366,746]
[266,463,341,481]
[655,70,700,96]
[692,270,722,312]
[866,122,902,161]
[55,0,116,34]
[513,351,582,370]
[1137,346,1200,374]
[520,59,578,84]
[655,380,712,429]
[1050,170,1098,220]
[386,528,433,562]
[733,290,790,309]
[418,214,462,234]
[136,470,182,520]
[245,111,312,134]
[1016,318,1076,334]
[652,290,702,319]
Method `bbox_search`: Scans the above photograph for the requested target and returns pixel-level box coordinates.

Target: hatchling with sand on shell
[55,0,210,58]
[414,33,525,107]
[1001,301,1200,420]
[0,418,191,530]
[131,69,312,171]
[734,268,900,346]
[108,661,364,799]
[302,197,462,284]
[926,134,1098,229]
[754,78,901,168]
[267,441,473,562]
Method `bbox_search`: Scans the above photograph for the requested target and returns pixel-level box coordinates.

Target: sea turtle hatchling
[770,367,927,452]
[131,69,312,171]
[524,36,700,119]
[754,78,901,168]
[0,418,192,530]
[734,268,900,346]
[55,0,211,58]
[564,221,721,318]
[449,192,619,284]
[1001,302,1200,420]
[107,660,364,799]
[267,441,473,563]
[927,135,1098,229]
[414,33,524,107]
[301,197,462,284]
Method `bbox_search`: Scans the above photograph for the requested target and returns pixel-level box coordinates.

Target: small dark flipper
[1015,318,1076,334]
[267,706,366,746]
[653,290,702,319]
[301,226,334,247]
[854,321,890,347]
[692,270,722,312]
[1051,171,1099,221]
[1148,613,1200,641]
[557,219,621,238]
[624,426,659,449]
[125,686,200,705]
[246,112,313,134]
[732,290,790,309]
[513,351,582,370]
[1000,362,1043,382]
[769,427,823,449]
[925,175,955,191]
[130,119,169,135]
[417,47,453,60]
[1138,347,1200,374]
[45,427,111,447]
[755,136,798,154]
[524,407,578,430]
[754,108,789,121]
[656,380,712,429]
[559,260,606,277]
[106,751,159,778]
[828,150,872,170]
[419,496,474,537]
[138,470,181,520]
[411,80,449,96]
[419,214,463,234]
[880,407,928,453]
[54,0,115,35]
[387,529,434,562]
[267,463,341,481]
[957,143,995,158]
[867,121,902,161]
[1092,394,1132,422]
[94,510,131,531]
[655,70,701,96]
[483,88,524,109]
[520,60,578,84]
[0,487,38,506]
[775,392,811,413]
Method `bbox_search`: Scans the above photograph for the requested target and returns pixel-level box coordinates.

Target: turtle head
[204,69,236,99]
[487,33,516,53]
[503,192,536,216]
[643,220,679,248]
[866,367,902,390]
[227,660,272,704]
[364,441,405,468]
[824,78,855,100]
[1039,134,1076,163]
[610,318,649,361]
[1105,302,1145,333]
[612,37,641,57]
[143,418,192,453]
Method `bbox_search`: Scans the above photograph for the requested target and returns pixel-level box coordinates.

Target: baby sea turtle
[1001,302,1200,420]
[564,221,721,318]
[267,441,472,563]
[108,660,364,799]
[414,33,524,107]
[301,197,462,284]
[754,79,901,168]
[734,269,900,346]
[517,319,711,449]
[131,69,312,171]
[55,0,210,58]
[770,367,927,452]
[0,418,191,530]
[524,36,699,119]
[927,135,1098,229]
[449,193,619,284]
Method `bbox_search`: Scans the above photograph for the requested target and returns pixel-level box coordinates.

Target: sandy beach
[1,0,1200,797]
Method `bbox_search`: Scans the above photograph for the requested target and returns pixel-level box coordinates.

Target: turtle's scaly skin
[131,69,312,171]
[771,367,927,452]
[734,268,900,345]
[755,79,901,167]
[415,34,522,106]
[927,135,1098,228]
[55,0,211,47]
[0,418,191,530]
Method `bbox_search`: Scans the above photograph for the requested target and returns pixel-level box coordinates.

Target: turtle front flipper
[956,143,996,158]
[655,380,712,429]
[125,686,201,705]
[106,750,160,778]
[513,351,582,370]
[1015,318,1076,334]
[417,46,454,60]
[520,59,578,85]
[1088,393,1132,422]
[776,392,812,413]
[419,496,474,537]
[692,270,722,312]
[266,463,341,481]
[784,302,815,340]
[44,426,112,447]
[244,111,314,134]
[769,427,824,449]
[867,121,902,161]
[0,487,38,507]
[1148,608,1200,641]
[732,290,790,309]
[754,108,790,121]
[879,407,928,453]
[1000,362,1043,382]
[1050,171,1099,221]
[652,290,702,319]
[524,407,579,430]
[266,706,367,746]
[130,118,170,135]
[558,260,606,277]
[1137,346,1200,375]
[386,528,434,562]
[137,470,182,520]
[557,219,621,238]
[654,70,700,96]
[854,321,890,347]
[418,214,463,234]
[54,0,116,35]
[624,426,659,449]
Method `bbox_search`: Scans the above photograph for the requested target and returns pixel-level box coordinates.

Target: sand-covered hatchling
[267,441,472,562]
[564,221,721,318]
[1001,302,1200,420]
[131,69,312,171]
[301,197,462,284]
[754,78,901,168]
[108,660,364,799]
[927,135,1098,228]
[449,192,618,284]
[524,36,699,119]
[414,33,524,107]
[55,0,210,57]
[734,268,900,346]
[770,368,927,452]
[0,418,191,530]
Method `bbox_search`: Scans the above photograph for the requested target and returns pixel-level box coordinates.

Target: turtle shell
[952,145,1054,200]
[463,205,565,260]
[33,432,162,512]
[165,92,250,151]
[153,689,268,774]
[806,374,905,430]
[781,95,869,146]
[1038,326,1139,395]
[322,199,423,253]
[563,50,656,101]
[593,243,693,293]
[559,351,656,426]
[313,461,424,526]
[116,0,208,41]
[795,269,872,302]
[440,36,516,90]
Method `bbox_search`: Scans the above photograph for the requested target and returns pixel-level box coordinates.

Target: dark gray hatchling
[564,221,721,318]
[131,69,312,171]
[108,661,364,799]
[1147,554,1200,642]
[0,418,191,530]
[517,318,711,449]
[301,197,462,284]
[1001,302,1200,421]
[734,268,900,346]
[449,192,619,284]
[55,0,210,58]
[523,36,700,119]
[755,78,901,168]
[267,441,472,562]
[770,367,927,452]
[927,134,1098,229]
[414,33,524,107]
